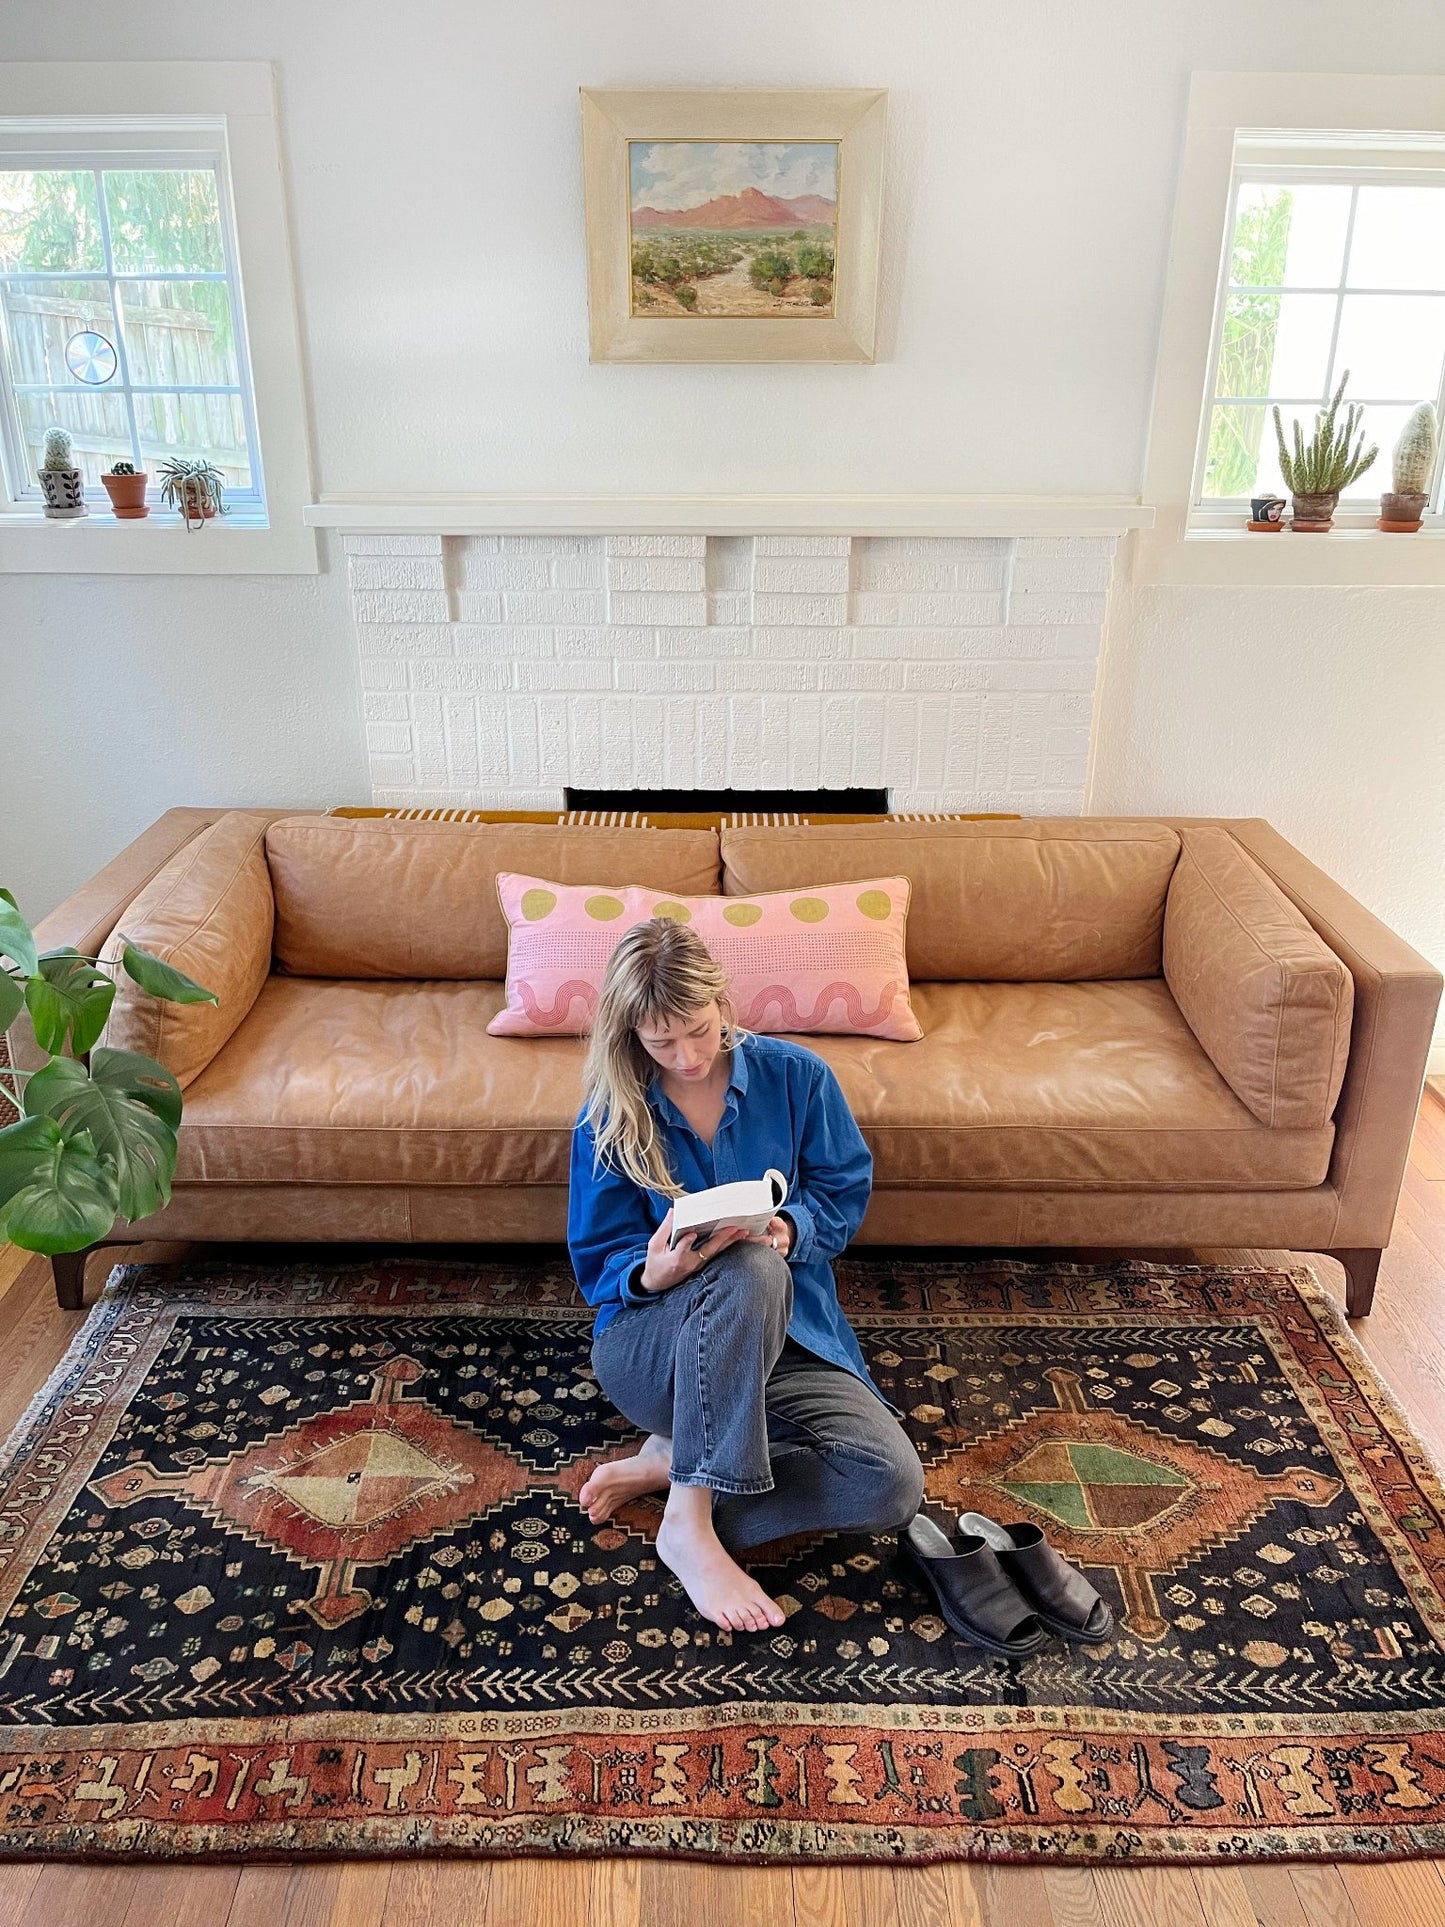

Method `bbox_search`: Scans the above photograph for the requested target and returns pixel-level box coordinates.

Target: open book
[668,1168,788,1250]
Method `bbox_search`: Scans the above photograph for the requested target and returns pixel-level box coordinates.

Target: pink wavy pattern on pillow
[739,979,911,1036]
[516,978,599,1030]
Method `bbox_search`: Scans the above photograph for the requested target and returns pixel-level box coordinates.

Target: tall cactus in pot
[1379,403,1438,531]
[1273,372,1378,530]
[37,425,87,520]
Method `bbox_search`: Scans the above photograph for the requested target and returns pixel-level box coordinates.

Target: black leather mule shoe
[957,1512,1114,1645]
[901,1513,1048,1658]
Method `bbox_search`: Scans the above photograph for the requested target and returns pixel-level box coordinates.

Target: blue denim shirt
[567,1031,898,1416]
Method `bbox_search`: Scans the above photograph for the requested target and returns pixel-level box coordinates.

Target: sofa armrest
[1226,818,1442,1245]
[1163,826,1354,1129]
[6,807,229,1078]
[96,811,278,1090]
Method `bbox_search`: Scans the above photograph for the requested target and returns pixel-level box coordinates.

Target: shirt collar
[649,1028,748,1125]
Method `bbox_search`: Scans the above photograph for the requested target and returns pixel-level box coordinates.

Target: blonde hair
[581,918,740,1197]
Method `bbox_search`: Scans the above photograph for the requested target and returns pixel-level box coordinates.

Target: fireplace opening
[564,787,889,816]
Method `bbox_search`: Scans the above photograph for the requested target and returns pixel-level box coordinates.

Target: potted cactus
[1272,371,1378,531]
[99,459,150,519]
[157,456,226,531]
[36,426,87,520]
[1378,403,1438,531]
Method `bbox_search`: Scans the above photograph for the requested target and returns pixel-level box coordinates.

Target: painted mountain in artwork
[632,186,836,231]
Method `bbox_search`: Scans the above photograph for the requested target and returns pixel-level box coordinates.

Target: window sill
[0,512,318,574]
[1132,512,1445,585]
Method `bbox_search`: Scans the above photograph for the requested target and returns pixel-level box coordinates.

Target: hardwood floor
[4,1090,1445,1924]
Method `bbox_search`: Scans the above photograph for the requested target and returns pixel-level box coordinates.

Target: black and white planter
[38,467,87,519]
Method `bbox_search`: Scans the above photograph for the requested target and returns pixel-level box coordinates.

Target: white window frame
[0,132,268,521]
[1139,72,1445,585]
[0,65,315,573]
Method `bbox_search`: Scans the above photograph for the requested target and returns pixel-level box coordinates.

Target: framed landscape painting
[581,88,887,363]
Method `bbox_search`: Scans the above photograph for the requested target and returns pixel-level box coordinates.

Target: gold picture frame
[580,87,887,364]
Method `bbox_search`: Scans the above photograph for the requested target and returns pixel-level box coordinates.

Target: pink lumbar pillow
[488,873,922,1040]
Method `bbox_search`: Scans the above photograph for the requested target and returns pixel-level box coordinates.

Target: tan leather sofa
[10,808,1440,1318]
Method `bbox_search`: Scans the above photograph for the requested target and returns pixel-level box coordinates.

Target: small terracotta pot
[1290,489,1338,532]
[1377,489,1427,533]
[174,484,218,526]
[100,471,150,518]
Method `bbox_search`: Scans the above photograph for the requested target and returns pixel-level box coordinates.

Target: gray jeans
[590,1239,924,1554]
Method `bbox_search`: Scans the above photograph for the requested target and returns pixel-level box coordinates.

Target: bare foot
[578,1432,672,1523]
[656,1499,787,1633]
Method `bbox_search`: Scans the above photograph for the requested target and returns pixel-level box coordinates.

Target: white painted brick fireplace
[344,530,1119,813]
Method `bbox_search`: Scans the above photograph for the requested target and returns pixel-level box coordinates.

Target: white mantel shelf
[304,494,1156,538]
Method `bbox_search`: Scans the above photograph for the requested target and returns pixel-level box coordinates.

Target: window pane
[1214,290,1335,399]
[0,278,118,387]
[1331,293,1445,398]
[103,170,225,273]
[1229,182,1350,290]
[18,389,132,486]
[0,170,104,272]
[1338,402,1416,499]
[1280,184,1352,288]
[120,280,239,386]
[1347,186,1445,291]
[1203,404,1286,500]
[134,390,251,490]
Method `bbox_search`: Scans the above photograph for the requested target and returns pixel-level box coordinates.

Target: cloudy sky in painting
[629,141,838,212]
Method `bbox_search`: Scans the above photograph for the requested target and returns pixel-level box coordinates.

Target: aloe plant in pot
[1272,371,1378,531]
[157,456,226,531]
[0,889,216,1306]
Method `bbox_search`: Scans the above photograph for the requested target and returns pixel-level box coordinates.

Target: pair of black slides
[902,1509,1114,1657]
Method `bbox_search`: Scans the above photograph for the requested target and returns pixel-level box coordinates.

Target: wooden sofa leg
[1327,1247,1382,1319]
[52,1248,92,1312]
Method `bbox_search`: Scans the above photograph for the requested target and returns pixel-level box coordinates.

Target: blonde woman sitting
[568,918,924,1634]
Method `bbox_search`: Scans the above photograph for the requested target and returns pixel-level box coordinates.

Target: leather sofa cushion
[98,810,275,1089]
[264,817,721,979]
[720,819,1181,981]
[173,976,1331,1192]
[1163,826,1353,1129]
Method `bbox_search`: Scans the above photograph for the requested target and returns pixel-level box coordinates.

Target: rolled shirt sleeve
[567,1114,660,1314]
[782,1057,874,1266]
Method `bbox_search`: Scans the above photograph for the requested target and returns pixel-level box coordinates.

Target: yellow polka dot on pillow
[790,897,830,924]
[585,894,625,921]
[723,902,763,927]
[520,887,557,921]
[856,889,892,920]
[651,901,692,923]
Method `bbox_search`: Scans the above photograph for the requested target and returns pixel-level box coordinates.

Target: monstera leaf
[26,948,117,1056]
[0,1114,119,1255]
[22,1049,182,1223]
[0,888,38,979]
[119,939,219,1007]
[0,967,22,1034]
[0,886,215,1263]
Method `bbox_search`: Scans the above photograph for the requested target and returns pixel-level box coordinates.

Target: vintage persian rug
[1,1253,1443,1866]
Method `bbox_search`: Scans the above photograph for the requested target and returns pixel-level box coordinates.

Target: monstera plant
[0,888,216,1255]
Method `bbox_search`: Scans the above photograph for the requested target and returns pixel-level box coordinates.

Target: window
[1193,136,1445,525]
[0,138,264,518]
[0,67,315,572]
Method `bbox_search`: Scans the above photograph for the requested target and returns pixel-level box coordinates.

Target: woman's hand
[747,1214,793,1259]
[638,1209,752,1295]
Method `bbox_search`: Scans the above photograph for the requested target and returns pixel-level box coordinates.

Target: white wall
[1094,583,1445,1006]
[1,1,1441,1046]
